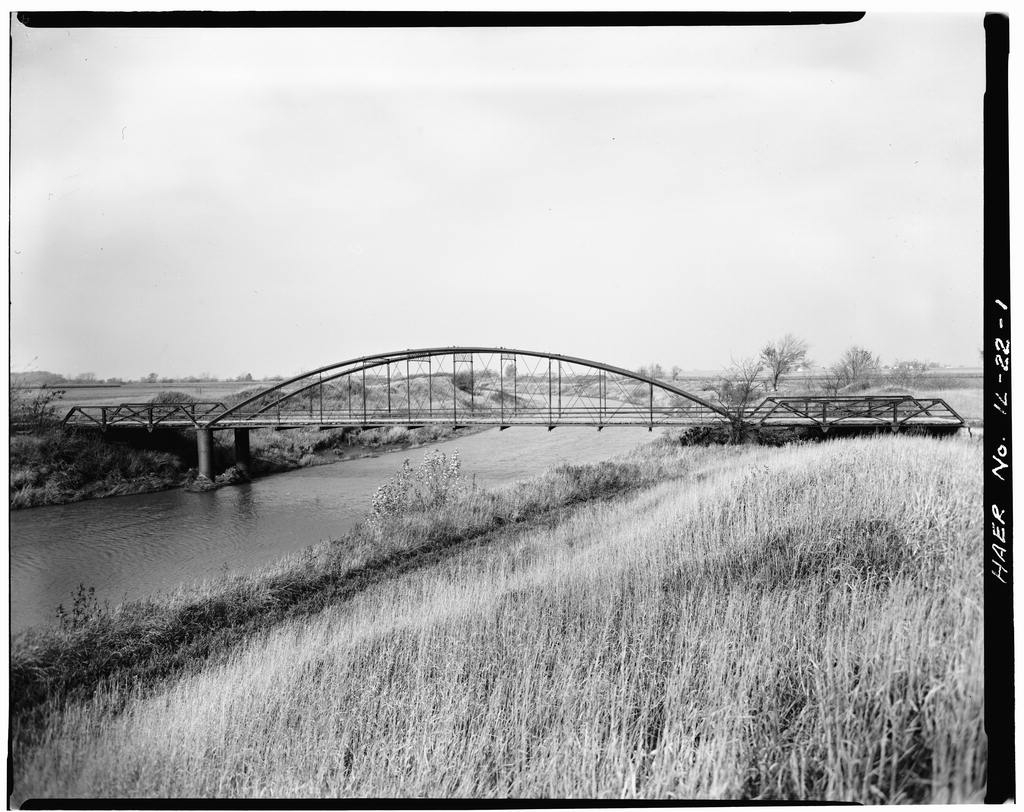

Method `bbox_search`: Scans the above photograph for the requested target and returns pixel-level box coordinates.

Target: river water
[10,427,658,634]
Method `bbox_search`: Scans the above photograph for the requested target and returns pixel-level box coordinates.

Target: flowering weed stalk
[367,450,463,531]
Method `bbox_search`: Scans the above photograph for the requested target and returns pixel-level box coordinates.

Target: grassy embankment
[11,434,982,802]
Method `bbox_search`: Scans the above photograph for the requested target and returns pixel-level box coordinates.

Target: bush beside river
[9,429,187,508]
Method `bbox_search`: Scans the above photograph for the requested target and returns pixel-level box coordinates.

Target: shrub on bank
[368,450,464,531]
[9,429,187,508]
[675,425,819,447]
[148,391,198,404]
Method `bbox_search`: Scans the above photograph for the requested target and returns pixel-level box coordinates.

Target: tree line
[638,335,940,412]
[9,370,274,387]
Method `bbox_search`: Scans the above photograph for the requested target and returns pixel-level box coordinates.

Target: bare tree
[711,356,766,439]
[840,346,880,386]
[886,359,930,389]
[821,346,881,394]
[10,376,65,430]
[820,365,846,396]
[636,363,666,380]
[759,334,809,391]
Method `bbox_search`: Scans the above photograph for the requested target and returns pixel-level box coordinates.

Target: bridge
[60,346,966,480]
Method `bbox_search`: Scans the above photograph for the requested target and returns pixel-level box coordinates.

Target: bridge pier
[197,429,214,480]
[234,428,251,476]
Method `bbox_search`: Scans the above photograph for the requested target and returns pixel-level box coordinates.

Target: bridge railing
[60,401,732,429]
[211,403,730,427]
[62,402,227,430]
[744,396,965,429]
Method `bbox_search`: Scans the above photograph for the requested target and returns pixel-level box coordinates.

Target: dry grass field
[11,434,983,802]
[31,381,270,410]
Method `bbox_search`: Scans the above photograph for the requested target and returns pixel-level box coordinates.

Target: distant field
[35,381,275,410]
[907,389,983,424]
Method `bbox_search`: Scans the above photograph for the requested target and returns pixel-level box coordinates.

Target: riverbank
[11,434,982,801]
[11,440,694,739]
[9,423,478,509]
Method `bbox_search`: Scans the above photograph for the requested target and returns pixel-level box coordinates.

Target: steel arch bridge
[60,346,966,479]
[208,346,732,429]
[64,347,732,432]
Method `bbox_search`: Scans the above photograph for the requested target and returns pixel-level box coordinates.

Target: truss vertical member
[512,355,517,417]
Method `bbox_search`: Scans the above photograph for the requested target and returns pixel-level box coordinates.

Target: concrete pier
[197,429,214,480]
[234,428,251,476]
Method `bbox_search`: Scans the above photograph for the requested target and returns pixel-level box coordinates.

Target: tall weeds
[10,440,693,734]
[9,429,187,508]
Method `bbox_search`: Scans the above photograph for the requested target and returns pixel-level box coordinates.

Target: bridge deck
[59,395,966,432]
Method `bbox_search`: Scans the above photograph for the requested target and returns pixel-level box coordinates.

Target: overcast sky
[11,14,984,379]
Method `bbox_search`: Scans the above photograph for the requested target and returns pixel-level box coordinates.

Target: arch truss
[200,347,731,430]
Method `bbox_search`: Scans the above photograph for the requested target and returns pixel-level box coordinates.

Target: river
[10,427,658,634]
